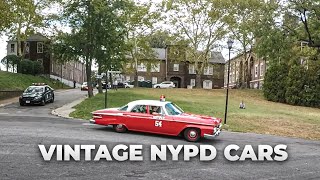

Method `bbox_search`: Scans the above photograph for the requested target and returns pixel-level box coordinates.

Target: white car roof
[128,100,170,107]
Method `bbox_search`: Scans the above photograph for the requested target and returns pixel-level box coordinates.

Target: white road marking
[0,113,9,115]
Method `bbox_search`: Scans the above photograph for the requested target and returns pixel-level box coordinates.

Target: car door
[123,105,154,132]
[44,87,52,102]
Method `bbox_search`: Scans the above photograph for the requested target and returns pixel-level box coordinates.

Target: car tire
[184,128,200,142]
[50,95,54,103]
[114,124,127,133]
[20,102,24,106]
[156,86,160,88]
[41,98,46,106]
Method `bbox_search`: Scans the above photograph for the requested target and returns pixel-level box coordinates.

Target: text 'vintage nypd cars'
[90,98,222,142]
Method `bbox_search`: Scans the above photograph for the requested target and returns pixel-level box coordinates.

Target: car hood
[22,92,43,97]
[174,113,222,126]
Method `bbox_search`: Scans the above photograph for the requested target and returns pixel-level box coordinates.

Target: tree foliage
[161,0,226,88]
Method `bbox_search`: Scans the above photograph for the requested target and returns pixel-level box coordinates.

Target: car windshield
[165,103,184,115]
[24,87,44,93]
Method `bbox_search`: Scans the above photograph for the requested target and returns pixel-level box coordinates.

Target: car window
[131,105,147,113]
[149,106,162,114]
[165,103,183,115]
[119,105,128,111]
[45,87,50,92]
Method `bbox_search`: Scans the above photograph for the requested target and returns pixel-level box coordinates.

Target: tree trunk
[195,74,202,88]
[86,60,93,98]
[134,70,138,87]
[97,64,103,94]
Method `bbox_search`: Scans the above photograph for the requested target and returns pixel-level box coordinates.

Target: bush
[285,64,306,105]
[18,59,44,75]
[263,62,288,103]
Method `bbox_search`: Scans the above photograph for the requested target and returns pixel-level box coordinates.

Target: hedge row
[263,60,320,108]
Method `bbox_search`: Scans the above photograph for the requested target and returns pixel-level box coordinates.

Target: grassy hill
[0,71,68,91]
[70,88,320,140]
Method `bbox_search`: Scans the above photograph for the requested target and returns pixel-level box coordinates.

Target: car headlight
[34,96,42,100]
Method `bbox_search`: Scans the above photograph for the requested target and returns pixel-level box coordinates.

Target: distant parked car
[81,82,88,91]
[153,81,175,88]
[124,82,134,88]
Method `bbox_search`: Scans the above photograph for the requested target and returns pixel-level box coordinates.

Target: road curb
[51,90,98,119]
[51,96,87,119]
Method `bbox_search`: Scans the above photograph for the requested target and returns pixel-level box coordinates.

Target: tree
[161,0,226,88]
[2,0,54,58]
[147,30,173,48]
[90,0,128,94]
[1,55,20,72]
[124,1,160,87]
[54,0,130,97]
[222,0,276,88]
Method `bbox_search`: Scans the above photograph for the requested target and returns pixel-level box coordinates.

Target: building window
[189,64,196,74]
[203,80,212,89]
[137,63,147,72]
[10,44,15,53]
[173,64,179,71]
[204,66,213,75]
[152,77,157,84]
[138,76,144,81]
[151,63,160,72]
[190,79,195,86]
[260,63,264,76]
[37,42,44,53]
[255,64,258,77]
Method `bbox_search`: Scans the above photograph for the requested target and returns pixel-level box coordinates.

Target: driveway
[0,89,319,179]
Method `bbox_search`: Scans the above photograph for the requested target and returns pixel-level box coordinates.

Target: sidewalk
[51,89,99,119]
[0,96,19,107]
[51,97,87,119]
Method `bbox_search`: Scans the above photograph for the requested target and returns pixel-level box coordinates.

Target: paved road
[0,89,320,179]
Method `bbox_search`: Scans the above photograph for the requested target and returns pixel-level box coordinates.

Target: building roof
[7,34,49,42]
[125,48,166,60]
[27,34,49,42]
[209,51,225,64]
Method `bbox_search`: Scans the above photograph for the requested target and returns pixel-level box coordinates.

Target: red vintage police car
[90,99,222,142]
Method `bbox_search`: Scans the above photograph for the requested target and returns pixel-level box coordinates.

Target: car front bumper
[20,98,42,104]
[204,126,221,139]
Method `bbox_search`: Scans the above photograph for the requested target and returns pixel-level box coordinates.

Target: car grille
[22,97,34,101]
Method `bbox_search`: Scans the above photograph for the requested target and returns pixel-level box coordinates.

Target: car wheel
[50,95,54,103]
[41,98,46,106]
[114,124,127,133]
[156,86,160,88]
[184,128,200,142]
[20,102,24,106]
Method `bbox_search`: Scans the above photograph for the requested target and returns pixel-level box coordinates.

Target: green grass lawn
[0,71,69,91]
[70,88,320,140]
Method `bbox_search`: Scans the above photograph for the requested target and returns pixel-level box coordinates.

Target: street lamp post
[224,39,233,124]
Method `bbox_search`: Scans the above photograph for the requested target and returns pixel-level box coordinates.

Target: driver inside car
[150,106,161,115]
